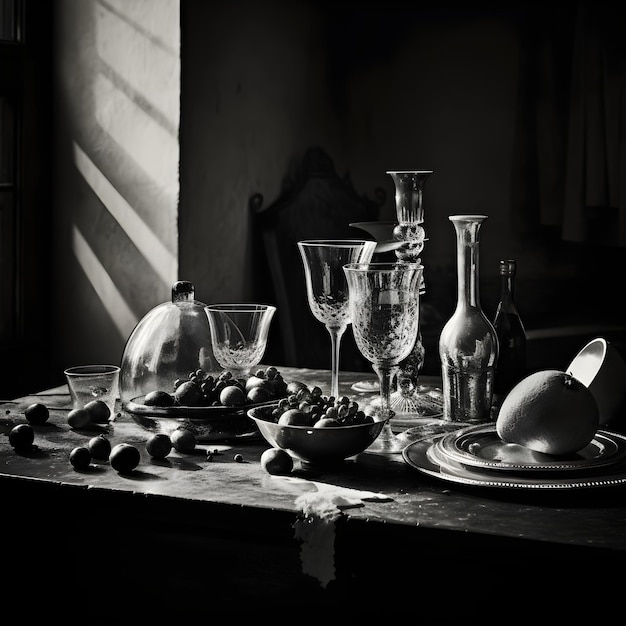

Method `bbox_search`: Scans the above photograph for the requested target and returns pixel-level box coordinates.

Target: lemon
[496,369,599,455]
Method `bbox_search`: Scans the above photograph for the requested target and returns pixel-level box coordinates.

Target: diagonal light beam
[73,141,177,286]
[72,224,138,340]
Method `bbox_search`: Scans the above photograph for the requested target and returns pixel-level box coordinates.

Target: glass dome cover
[120,280,219,411]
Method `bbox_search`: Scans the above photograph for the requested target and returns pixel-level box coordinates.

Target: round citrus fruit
[9,423,35,450]
[88,435,112,460]
[67,408,91,429]
[69,446,92,469]
[109,443,140,473]
[260,448,293,475]
[496,369,599,455]
[84,400,111,423]
[171,428,196,453]
[24,403,49,425]
[146,433,172,459]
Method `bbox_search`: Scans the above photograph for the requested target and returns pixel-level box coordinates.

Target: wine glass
[348,221,401,394]
[343,261,423,454]
[297,240,377,400]
[204,304,276,380]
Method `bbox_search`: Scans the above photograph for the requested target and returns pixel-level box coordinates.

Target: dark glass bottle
[493,259,527,397]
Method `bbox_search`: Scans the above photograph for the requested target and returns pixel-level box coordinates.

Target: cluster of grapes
[268,384,373,426]
[170,366,287,407]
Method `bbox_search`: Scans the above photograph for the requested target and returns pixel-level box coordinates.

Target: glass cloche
[120,280,219,412]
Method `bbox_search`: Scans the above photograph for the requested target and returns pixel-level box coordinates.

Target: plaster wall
[49,0,625,382]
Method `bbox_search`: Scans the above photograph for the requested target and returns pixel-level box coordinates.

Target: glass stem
[326,325,346,400]
[373,363,398,418]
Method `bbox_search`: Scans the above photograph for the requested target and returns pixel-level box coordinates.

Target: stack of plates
[402,423,626,490]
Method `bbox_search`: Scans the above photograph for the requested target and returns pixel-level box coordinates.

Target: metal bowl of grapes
[248,386,386,465]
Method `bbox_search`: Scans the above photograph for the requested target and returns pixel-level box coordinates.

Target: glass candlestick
[385,170,445,432]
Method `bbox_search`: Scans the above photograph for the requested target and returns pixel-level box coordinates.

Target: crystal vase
[439,215,498,424]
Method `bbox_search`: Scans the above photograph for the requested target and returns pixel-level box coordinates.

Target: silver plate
[436,424,626,474]
[403,434,626,490]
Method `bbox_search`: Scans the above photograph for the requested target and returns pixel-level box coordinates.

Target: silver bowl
[248,405,386,465]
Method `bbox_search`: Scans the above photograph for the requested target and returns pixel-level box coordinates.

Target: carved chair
[250,146,385,371]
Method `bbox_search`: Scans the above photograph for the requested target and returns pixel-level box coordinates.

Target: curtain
[535,1,626,246]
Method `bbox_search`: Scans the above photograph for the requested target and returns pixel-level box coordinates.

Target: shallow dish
[436,424,626,474]
[127,396,281,442]
[403,433,626,490]
[248,405,386,465]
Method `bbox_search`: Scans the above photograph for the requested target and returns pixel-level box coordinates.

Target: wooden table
[2,366,625,621]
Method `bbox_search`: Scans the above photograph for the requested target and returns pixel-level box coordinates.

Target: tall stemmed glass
[298,240,376,400]
[343,261,423,454]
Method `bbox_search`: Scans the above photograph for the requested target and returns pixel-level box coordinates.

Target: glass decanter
[439,215,498,424]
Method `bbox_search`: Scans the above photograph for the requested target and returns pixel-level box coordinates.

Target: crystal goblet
[343,261,423,453]
[204,304,276,380]
[297,239,376,400]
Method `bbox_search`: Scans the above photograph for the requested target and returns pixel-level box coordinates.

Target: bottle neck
[500,274,514,302]
[452,216,485,308]
[498,260,517,309]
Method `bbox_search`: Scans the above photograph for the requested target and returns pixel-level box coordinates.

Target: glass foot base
[392,417,470,447]
[351,380,380,393]
[369,384,445,431]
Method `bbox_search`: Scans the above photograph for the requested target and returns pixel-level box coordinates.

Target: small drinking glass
[64,364,121,420]
[297,239,376,400]
[343,261,423,453]
[204,304,276,380]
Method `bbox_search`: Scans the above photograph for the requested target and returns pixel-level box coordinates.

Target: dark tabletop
[2,366,625,619]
